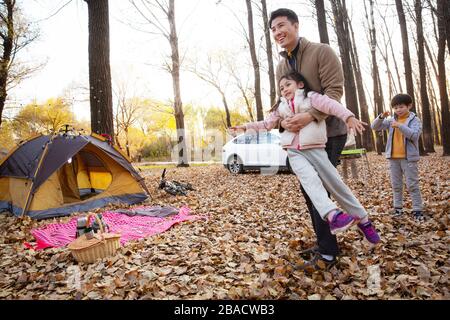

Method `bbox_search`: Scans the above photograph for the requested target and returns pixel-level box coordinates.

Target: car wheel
[227,155,243,174]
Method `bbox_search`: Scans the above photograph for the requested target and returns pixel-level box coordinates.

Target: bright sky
[8,0,411,122]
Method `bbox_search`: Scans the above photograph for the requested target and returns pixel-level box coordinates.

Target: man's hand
[391,120,400,128]
[346,116,367,136]
[281,113,314,131]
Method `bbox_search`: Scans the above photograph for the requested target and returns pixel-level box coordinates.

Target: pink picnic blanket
[28,206,203,250]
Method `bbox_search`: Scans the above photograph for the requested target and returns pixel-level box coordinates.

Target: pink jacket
[245,90,354,150]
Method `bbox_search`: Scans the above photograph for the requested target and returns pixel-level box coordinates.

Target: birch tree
[130,0,188,165]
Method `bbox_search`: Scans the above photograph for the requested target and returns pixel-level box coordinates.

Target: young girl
[230,71,380,244]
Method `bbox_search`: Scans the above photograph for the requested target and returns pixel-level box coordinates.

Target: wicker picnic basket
[68,213,121,263]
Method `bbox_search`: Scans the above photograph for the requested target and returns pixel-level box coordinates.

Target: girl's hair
[279,71,312,98]
[270,71,311,112]
[269,99,281,112]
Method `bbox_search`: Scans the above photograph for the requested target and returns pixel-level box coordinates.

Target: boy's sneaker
[328,211,357,235]
[357,220,381,244]
[413,211,425,222]
[392,208,403,218]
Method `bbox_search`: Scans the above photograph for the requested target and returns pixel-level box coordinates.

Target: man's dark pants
[299,134,347,257]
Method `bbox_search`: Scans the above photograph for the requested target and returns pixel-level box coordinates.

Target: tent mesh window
[75,150,112,200]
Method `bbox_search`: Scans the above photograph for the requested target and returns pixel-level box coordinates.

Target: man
[269,8,348,271]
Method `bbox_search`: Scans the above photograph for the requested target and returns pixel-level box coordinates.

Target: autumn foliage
[0,150,448,300]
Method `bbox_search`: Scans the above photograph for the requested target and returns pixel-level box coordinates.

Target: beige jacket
[276,37,347,137]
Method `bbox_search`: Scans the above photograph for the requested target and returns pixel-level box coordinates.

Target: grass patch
[136,162,218,170]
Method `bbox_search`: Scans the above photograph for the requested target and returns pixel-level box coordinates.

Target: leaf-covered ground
[0,150,448,300]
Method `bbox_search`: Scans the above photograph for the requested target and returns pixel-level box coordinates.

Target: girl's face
[279,78,304,100]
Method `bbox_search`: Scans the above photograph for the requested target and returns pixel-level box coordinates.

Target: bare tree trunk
[219,90,231,128]
[388,33,403,93]
[188,63,231,127]
[424,35,442,146]
[426,0,440,48]
[348,16,374,151]
[125,126,130,157]
[424,30,443,147]
[424,38,439,80]
[395,0,416,110]
[86,0,114,140]
[246,0,263,121]
[377,70,389,146]
[365,0,384,154]
[227,61,255,121]
[426,66,441,145]
[231,73,254,121]
[0,0,14,128]
[377,4,403,94]
[114,99,122,148]
[415,0,434,152]
[330,0,361,147]
[375,26,397,99]
[437,0,450,155]
[261,0,276,107]
[168,0,188,166]
[395,0,426,155]
[315,0,329,44]
[445,0,450,54]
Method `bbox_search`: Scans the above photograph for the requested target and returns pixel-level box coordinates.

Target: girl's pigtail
[269,98,281,113]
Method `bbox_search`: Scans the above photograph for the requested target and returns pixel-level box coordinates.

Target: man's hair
[269,8,299,28]
[391,93,413,107]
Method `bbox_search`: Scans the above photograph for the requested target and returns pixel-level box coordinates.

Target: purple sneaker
[328,211,357,235]
[357,221,381,244]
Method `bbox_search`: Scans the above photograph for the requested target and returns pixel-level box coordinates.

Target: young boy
[371,93,424,221]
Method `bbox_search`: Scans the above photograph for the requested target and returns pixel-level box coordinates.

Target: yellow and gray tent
[0,133,149,219]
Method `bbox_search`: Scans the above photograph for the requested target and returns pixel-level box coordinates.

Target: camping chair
[340,148,371,182]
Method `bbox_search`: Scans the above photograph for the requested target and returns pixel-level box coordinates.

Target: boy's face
[270,16,299,52]
[393,103,411,117]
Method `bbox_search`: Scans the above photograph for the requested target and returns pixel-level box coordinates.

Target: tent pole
[139,179,151,198]
[21,141,50,217]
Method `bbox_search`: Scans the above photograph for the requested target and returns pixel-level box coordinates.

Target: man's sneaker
[413,211,425,222]
[295,252,338,273]
[357,220,381,244]
[328,211,357,235]
[299,245,319,260]
[392,208,403,218]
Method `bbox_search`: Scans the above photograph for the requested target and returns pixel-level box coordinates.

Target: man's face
[393,104,411,117]
[270,16,299,51]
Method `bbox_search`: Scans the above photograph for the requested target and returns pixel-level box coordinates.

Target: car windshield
[233,132,280,144]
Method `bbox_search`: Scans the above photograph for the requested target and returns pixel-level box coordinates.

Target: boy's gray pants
[388,159,423,211]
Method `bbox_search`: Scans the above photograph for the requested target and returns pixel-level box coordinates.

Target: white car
[222,130,292,174]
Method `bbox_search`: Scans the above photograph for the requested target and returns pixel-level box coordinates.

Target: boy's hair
[270,71,311,112]
[391,93,413,107]
[269,8,299,28]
